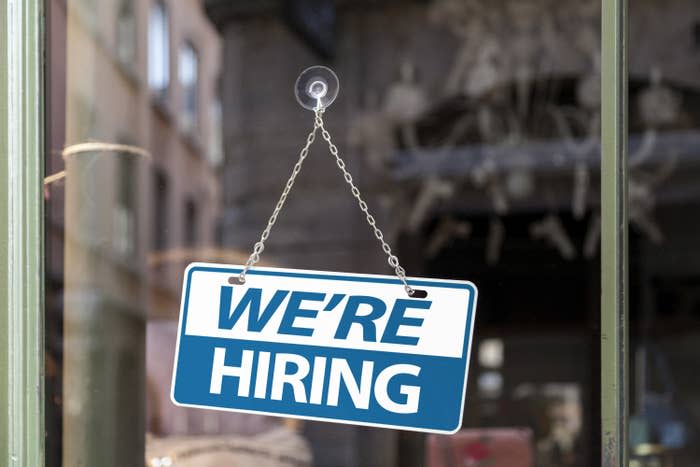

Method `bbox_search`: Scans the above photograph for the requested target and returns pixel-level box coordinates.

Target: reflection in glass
[152,168,169,253]
[183,197,198,248]
[52,0,700,465]
[47,0,226,466]
[148,0,169,100]
[627,3,700,464]
[179,41,199,133]
[115,0,136,68]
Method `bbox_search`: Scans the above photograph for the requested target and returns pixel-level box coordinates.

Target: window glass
[628,1,700,465]
[179,41,199,134]
[183,197,198,247]
[152,168,169,252]
[208,90,224,165]
[148,0,169,100]
[45,0,611,466]
[114,153,137,257]
[115,0,136,68]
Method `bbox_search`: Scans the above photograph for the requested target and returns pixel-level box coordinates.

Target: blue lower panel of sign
[173,335,466,432]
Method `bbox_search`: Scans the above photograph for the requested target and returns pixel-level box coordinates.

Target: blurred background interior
[43,0,700,466]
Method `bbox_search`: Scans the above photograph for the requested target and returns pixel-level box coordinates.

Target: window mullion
[600,0,629,465]
[0,0,45,466]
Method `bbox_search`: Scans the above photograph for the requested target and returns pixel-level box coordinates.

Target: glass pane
[148,0,169,100]
[116,0,136,69]
[627,2,700,466]
[45,0,604,466]
[178,41,198,133]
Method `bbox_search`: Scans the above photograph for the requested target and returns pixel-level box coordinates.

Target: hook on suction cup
[295,66,339,111]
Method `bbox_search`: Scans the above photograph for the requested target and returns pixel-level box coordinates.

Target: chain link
[239,108,414,296]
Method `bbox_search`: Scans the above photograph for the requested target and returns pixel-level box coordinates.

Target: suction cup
[295,66,339,111]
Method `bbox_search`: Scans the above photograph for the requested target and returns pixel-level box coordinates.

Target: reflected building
[46,0,223,465]
[207,0,700,466]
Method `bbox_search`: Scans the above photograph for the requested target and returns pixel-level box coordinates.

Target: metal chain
[239,108,414,296]
[237,120,319,283]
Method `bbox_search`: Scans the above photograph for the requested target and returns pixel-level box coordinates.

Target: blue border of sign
[171,263,478,434]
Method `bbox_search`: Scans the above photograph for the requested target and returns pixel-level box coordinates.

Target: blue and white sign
[171,263,478,434]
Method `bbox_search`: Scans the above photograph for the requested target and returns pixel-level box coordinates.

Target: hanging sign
[171,263,478,434]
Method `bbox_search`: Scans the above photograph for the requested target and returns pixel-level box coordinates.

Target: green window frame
[0,0,629,465]
[601,0,629,465]
[0,0,45,466]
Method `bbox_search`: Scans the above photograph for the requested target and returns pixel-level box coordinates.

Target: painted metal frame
[601,0,629,465]
[0,0,45,466]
